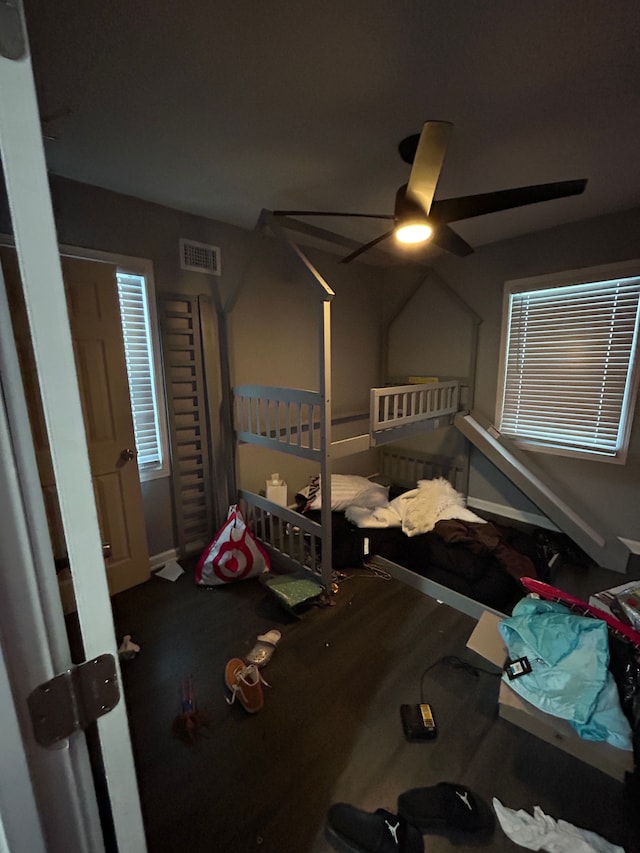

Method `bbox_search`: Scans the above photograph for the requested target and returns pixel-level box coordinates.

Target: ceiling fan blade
[340,230,395,264]
[431,224,474,257]
[273,210,394,220]
[430,179,588,223]
[404,121,452,216]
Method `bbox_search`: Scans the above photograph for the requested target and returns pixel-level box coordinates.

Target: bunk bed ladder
[159,293,215,556]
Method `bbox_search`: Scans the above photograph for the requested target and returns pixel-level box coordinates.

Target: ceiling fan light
[395,221,433,244]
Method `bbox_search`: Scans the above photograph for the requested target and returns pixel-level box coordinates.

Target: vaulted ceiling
[23,0,640,261]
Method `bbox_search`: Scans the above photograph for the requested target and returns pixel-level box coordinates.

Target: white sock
[492,798,625,853]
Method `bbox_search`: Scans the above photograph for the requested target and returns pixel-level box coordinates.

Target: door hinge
[27,654,120,748]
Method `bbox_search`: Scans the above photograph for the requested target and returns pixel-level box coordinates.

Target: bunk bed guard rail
[234,385,323,460]
[234,379,461,455]
[370,381,460,444]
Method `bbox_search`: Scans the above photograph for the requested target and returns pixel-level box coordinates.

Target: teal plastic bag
[499,598,632,749]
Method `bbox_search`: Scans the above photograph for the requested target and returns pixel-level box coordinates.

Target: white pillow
[307,474,389,511]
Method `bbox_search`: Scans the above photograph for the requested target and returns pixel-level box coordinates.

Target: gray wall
[422,206,640,544]
[11,176,390,552]
[229,233,389,496]
[383,266,479,465]
[3,174,253,556]
[6,172,637,557]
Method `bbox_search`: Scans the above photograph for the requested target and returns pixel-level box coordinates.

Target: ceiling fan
[273,121,587,263]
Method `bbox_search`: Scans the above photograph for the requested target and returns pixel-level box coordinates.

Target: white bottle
[266,473,287,507]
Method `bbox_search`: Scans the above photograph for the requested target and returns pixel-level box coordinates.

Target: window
[116,270,169,480]
[497,263,640,463]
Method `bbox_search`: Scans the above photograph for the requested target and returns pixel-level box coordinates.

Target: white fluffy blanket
[346,477,485,536]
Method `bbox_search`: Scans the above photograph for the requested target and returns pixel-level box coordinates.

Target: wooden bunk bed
[234,379,461,586]
[235,409,530,616]
[230,211,534,616]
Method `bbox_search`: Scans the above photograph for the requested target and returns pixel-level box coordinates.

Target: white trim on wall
[467,497,561,531]
[0,32,146,849]
[149,548,180,571]
[59,549,181,613]
[619,537,640,556]
[468,497,640,555]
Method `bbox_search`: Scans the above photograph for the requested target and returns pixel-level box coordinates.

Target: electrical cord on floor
[331,564,392,586]
[361,556,392,580]
[360,563,392,580]
[420,654,501,703]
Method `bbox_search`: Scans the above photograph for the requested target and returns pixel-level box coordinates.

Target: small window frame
[496,260,640,465]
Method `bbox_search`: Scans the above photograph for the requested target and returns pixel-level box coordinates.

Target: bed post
[261,212,336,589]
[319,296,333,590]
[221,213,273,511]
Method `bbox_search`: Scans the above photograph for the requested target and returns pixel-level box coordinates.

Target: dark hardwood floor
[108,565,639,853]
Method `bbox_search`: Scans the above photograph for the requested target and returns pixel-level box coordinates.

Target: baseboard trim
[467,497,560,531]
[59,549,180,615]
[149,548,179,571]
[468,498,640,556]
[619,537,640,556]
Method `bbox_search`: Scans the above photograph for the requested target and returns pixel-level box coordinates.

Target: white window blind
[116,272,164,472]
[499,275,640,460]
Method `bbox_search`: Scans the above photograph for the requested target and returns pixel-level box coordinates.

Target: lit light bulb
[395,222,433,244]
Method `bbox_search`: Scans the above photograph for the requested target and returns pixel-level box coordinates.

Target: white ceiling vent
[179,239,221,276]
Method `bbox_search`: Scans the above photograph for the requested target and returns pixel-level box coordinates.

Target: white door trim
[0,6,146,852]
[0,262,105,853]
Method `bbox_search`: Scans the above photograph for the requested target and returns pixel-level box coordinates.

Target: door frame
[0,6,147,852]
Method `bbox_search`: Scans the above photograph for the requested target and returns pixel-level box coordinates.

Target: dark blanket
[431,519,538,582]
[401,525,530,613]
[303,510,407,570]
[303,511,539,613]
